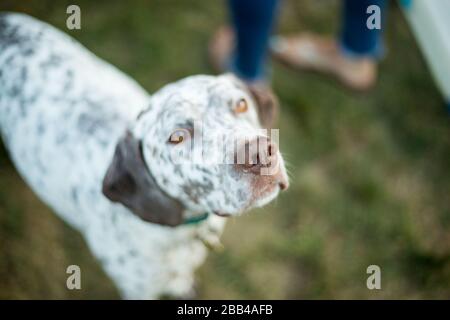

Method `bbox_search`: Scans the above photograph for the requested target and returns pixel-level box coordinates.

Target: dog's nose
[235,136,278,174]
[279,180,289,190]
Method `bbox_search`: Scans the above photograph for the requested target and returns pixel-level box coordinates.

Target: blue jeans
[229,0,387,81]
[340,0,387,58]
[228,0,280,82]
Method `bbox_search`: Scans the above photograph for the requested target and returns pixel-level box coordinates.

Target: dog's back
[0,13,150,228]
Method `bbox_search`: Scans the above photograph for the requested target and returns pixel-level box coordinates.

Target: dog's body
[0,13,287,299]
[0,13,218,299]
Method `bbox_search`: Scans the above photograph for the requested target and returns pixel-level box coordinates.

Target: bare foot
[270,33,377,91]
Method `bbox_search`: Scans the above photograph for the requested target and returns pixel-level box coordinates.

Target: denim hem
[228,55,269,83]
[338,39,386,61]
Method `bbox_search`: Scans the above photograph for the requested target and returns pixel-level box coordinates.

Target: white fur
[0,13,287,299]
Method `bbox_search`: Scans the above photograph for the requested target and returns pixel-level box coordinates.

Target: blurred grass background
[0,0,449,299]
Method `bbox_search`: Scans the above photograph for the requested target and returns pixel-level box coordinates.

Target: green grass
[1,0,449,299]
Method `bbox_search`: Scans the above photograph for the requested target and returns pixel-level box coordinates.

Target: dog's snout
[235,136,278,174]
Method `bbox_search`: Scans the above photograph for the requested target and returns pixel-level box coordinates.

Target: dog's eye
[168,128,191,144]
[234,98,248,114]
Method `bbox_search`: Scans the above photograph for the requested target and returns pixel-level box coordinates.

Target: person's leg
[228,0,280,82]
[270,0,388,91]
[340,0,387,58]
[209,0,280,83]
[208,0,281,127]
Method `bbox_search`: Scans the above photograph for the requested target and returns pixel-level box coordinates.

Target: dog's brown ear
[102,131,184,227]
[248,84,279,129]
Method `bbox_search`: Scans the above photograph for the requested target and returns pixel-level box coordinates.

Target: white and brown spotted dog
[0,13,288,299]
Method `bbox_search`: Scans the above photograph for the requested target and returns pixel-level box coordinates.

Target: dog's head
[102,74,288,227]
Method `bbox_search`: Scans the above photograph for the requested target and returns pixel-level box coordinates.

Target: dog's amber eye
[168,128,191,144]
[234,98,248,114]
